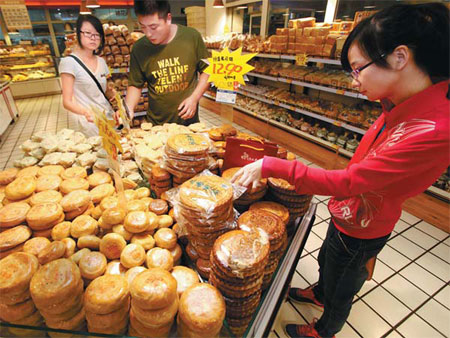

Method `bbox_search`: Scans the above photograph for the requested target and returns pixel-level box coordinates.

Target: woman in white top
[59,14,114,137]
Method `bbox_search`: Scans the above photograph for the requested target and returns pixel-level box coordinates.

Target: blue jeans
[312,220,390,337]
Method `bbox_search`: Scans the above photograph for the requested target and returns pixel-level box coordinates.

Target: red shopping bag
[222,137,278,170]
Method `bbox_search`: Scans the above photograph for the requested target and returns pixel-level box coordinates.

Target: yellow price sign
[204,47,257,91]
[295,53,308,66]
[92,107,123,160]
[336,89,346,95]
[114,93,130,131]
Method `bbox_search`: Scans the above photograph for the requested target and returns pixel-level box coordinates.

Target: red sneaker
[288,285,324,309]
[285,319,335,338]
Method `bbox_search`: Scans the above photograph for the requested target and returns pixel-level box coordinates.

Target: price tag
[336,89,346,95]
[273,100,280,106]
[216,89,236,104]
[333,121,342,127]
[286,78,293,84]
[92,106,123,161]
[295,53,308,66]
[114,92,131,131]
[204,47,257,91]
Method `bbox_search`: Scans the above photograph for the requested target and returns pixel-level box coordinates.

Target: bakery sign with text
[204,48,257,91]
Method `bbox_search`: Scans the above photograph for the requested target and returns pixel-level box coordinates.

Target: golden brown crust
[61,237,76,258]
[88,171,112,188]
[169,243,182,264]
[120,243,146,269]
[70,215,98,238]
[238,209,286,243]
[23,237,51,256]
[0,202,30,228]
[37,241,66,265]
[99,233,127,260]
[132,295,178,327]
[79,251,107,280]
[17,166,39,178]
[154,228,177,250]
[171,266,199,298]
[125,266,147,285]
[60,178,89,194]
[112,224,133,241]
[77,235,101,250]
[29,190,62,206]
[124,211,150,233]
[126,199,147,212]
[129,308,172,338]
[35,174,62,192]
[149,199,169,215]
[249,201,290,225]
[26,203,63,230]
[0,225,32,251]
[85,297,129,329]
[99,196,118,211]
[84,274,130,314]
[61,167,87,180]
[105,260,128,276]
[0,298,36,322]
[179,283,225,334]
[90,183,115,204]
[135,187,150,199]
[45,307,85,330]
[30,258,81,305]
[131,232,155,250]
[146,247,173,271]
[38,165,64,177]
[130,268,177,310]
[0,168,19,185]
[60,189,91,212]
[51,221,71,241]
[5,176,36,201]
[0,252,39,296]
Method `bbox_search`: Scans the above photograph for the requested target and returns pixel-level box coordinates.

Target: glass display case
[0,44,57,82]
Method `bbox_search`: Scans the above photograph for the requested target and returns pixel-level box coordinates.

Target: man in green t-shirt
[126,0,210,125]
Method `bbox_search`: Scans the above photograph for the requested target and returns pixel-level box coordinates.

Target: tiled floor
[1,95,449,338]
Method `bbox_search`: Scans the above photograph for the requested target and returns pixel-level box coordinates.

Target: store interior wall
[205,0,227,36]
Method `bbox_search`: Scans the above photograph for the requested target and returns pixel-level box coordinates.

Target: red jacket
[262,81,450,239]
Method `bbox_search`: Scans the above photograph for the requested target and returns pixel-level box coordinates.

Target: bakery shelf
[247,72,279,82]
[237,90,367,135]
[111,67,130,74]
[307,57,342,65]
[204,92,216,100]
[134,111,147,117]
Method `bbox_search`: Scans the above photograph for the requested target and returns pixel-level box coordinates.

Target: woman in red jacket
[232,3,449,338]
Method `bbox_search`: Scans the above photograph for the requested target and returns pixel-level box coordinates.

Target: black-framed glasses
[351,53,387,80]
[80,31,101,40]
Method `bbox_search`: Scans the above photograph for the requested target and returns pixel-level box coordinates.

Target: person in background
[232,3,449,338]
[126,0,210,125]
[60,14,115,137]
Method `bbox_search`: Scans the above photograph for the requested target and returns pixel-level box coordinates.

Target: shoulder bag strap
[68,54,113,108]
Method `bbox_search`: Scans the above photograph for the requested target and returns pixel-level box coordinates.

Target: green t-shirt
[128,25,208,125]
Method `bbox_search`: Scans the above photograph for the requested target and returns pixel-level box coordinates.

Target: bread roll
[5,176,36,201]
[70,215,98,238]
[171,266,199,297]
[36,174,62,192]
[61,237,76,258]
[0,225,32,251]
[125,266,147,285]
[79,251,107,280]
[30,190,62,206]
[105,260,128,276]
[69,247,90,265]
[131,232,155,250]
[120,243,146,268]
[51,221,72,241]
[38,241,66,265]
[112,224,133,241]
[154,228,177,250]
[77,235,101,250]
[100,233,126,259]
[146,247,173,271]
[23,237,51,257]
[0,202,30,228]
[157,214,173,228]
[124,211,150,233]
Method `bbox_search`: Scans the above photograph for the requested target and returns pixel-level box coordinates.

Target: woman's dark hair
[341,2,449,79]
[134,0,171,20]
[76,14,105,55]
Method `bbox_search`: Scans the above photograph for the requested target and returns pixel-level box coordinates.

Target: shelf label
[336,89,346,95]
[92,106,123,161]
[216,89,236,104]
[286,78,293,84]
[204,47,257,91]
[333,121,342,127]
[295,53,308,66]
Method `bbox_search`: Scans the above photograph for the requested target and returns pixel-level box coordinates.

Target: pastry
[130,268,177,310]
[100,196,118,211]
[30,258,81,305]
[105,260,128,276]
[135,187,150,199]
[86,298,129,329]
[0,298,36,322]
[44,307,85,330]
[91,205,103,220]
[131,295,178,327]
[23,237,51,256]
[125,266,147,285]
[127,199,147,212]
[249,201,290,225]
[112,224,133,241]
[60,178,89,194]
[87,171,112,188]
[77,235,101,250]
[169,243,182,265]
[120,243,146,269]
[157,214,173,228]
[37,241,66,265]
[69,247,91,265]
[60,189,91,212]
[40,296,83,322]
[124,211,150,233]
[0,168,19,185]
[17,166,39,178]
[26,203,63,230]
[129,309,172,338]
[70,215,98,238]
[0,281,30,305]
[178,283,225,335]
[0,252,39,296]
[171,266,199,297]
[131,232,155,250]
[146,247,173,271]
[38,165,64,177]
[61,167,87,180]
[84,274,130,314]
[238,209,286,244]
[79,251,107,280]
[51,221,72,240]
[90,183,115,204]
[0,202,30,228]
[0,225,32,251]
[195,258,212,279]
[154,228,177,250]
[5,176,36,201]
[99,233,127,260]
[30,190,62,206]
[61,237,76,258]
[35,175,62,192]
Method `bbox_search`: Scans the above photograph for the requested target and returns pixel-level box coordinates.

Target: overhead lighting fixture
[8,29,19,34]
[86,0,100,9]
[213,0,224,9]
[364,6,376,9]
[316,10,325,13]
[237,5,247,9]
[80,0,92,14]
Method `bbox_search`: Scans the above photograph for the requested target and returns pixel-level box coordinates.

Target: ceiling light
[80,0,92,14]
[237,5,247,9]
[86,0,100,9]
[213,0,224,9]
[364,6,376,9]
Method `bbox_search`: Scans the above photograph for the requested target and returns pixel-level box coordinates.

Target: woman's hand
[231,159,264,190]
[84,110,94,123]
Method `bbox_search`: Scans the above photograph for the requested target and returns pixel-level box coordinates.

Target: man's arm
[125,86,142,120]
[178,72,210,120]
